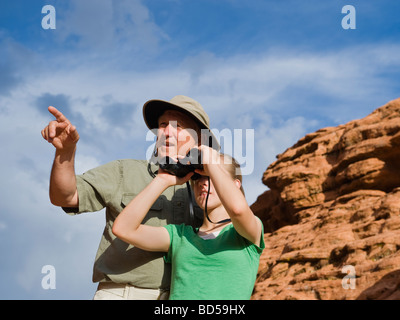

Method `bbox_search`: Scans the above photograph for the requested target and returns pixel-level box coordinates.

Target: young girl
[112,146,264,300]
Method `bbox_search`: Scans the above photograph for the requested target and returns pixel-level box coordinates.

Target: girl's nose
[197,175,209,186]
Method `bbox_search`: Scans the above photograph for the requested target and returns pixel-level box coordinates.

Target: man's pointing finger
[48,106,68,122]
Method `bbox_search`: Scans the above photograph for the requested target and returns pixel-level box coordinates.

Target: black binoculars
[158,148,203,180]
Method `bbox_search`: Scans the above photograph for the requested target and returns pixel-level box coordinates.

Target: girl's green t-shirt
[163,222,265,300]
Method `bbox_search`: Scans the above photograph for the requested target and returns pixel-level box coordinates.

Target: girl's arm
[112,171,193,252]
[200,147,262,246]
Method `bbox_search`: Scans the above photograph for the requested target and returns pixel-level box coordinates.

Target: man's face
[156,110,200,159]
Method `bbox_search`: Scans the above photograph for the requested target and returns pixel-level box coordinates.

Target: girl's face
[193,175,221,210]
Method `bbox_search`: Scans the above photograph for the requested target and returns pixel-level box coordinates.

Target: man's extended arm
[41,106,80,207]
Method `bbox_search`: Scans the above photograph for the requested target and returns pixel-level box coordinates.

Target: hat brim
[143,99,220,150]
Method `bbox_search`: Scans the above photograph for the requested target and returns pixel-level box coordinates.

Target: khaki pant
[93,282,169,300]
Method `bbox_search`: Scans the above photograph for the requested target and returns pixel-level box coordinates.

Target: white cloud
[75,154,101,175]
[54,0,169,62]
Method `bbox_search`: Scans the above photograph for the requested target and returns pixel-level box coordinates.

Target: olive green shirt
[62,159,202,290]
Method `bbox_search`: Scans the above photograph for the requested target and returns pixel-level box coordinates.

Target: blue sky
[1,0,400,299]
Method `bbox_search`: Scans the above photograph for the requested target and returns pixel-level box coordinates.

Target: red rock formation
[251,98,400,300]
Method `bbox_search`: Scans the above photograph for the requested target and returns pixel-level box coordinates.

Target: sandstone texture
[251,98,400,300]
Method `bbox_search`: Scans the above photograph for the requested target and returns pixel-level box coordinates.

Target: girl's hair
[191,152,245,195]
[219,153,245,196]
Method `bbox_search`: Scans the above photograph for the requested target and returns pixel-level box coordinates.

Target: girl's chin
[196,200,206,210]
[196,197,217,210]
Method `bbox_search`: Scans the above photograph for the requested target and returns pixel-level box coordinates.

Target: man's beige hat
[143,95,220,150]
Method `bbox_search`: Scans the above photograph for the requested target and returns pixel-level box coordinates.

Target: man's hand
[41,106,79,150]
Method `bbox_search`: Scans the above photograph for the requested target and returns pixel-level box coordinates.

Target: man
[41,95,218,299]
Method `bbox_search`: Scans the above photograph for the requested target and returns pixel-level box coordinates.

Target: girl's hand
[156,168,194,187]
[194,145,220,176]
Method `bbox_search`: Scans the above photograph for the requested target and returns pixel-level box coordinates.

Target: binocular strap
[186,181,197,233]
[203,176,231,225]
